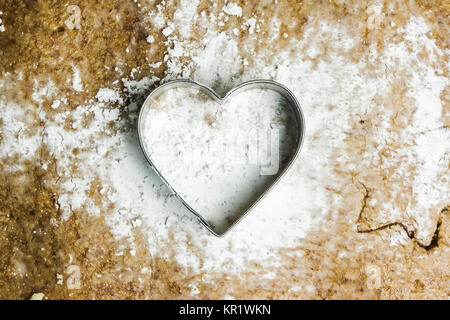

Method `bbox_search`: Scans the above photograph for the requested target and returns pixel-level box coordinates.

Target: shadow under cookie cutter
[137,79,305,237]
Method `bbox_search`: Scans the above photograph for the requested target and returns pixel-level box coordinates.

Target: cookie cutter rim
[137,79,305,237]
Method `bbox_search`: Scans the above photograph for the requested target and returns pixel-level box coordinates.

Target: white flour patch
[72,66,83,92]
[0,3,447,281]
[361,16,449,244]
[103,13,380,272]
[223,3,242,17]
[243,18,257,34]
[0,11,5,32]
[51,99,61,109]
[173,0,200,38]
[143,86,297,232]
[96,88,124,105]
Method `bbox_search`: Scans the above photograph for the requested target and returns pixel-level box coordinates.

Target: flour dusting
[0,11,5,33]
[0,0,448,293]
[142,86,297,233]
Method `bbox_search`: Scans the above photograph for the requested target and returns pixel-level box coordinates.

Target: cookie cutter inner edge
[137,79,306,237]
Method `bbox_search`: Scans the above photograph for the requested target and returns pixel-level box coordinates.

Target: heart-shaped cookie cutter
[138,79,305,237]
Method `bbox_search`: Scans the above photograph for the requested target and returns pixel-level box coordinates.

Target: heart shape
[138,80,305,237]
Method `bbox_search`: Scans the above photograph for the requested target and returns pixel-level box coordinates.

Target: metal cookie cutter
[138,79,305,237]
